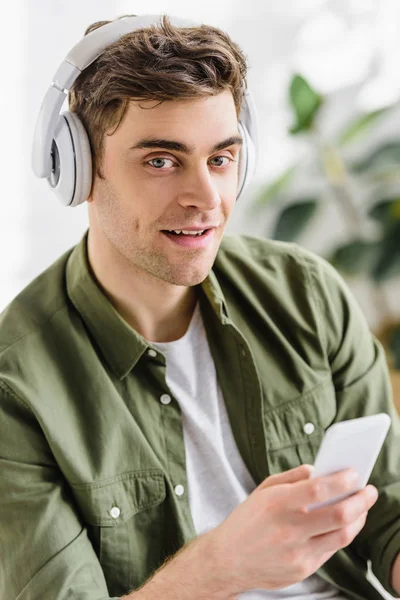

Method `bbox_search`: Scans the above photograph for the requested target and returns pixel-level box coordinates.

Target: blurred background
[1,0,400,391]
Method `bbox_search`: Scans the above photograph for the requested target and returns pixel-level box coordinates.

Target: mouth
[163,228,209,237]
[160,228,215,248]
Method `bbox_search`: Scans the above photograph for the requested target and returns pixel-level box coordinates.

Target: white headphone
[32,14,258,207]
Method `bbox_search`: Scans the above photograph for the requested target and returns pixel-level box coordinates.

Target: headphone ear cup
[236,89,258,201]
[243,124,256,193]
[48,111,92,206]
[62,111,92,206]
[236,121,256,201]
[236,121,247,199]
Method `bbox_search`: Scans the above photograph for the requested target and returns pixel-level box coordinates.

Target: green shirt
[1,232,400,600]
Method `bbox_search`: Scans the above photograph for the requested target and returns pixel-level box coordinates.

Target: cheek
[121,162,175,203]
[94,179,131,228]
[220,173,240,206]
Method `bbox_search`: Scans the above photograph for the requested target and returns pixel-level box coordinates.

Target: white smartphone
[306,413,391,511]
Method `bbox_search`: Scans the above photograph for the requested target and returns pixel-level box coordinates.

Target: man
[1,13,400,600]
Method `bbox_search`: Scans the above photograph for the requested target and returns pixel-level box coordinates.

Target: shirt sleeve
[303,249,400,597]
[0,380,120,600]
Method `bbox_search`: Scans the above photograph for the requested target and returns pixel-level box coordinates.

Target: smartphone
[306,413,391,511]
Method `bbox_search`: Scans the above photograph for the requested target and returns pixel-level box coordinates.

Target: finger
[302,485,379,537]
[287,468,360,509]
[309,510,369,555]
[256,464,314,491]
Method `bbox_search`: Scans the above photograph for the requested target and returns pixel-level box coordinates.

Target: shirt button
[160,394,172,405]
[147,349,157,358]
[303,422,315,435]
[174,484,185,497]
[109,506,121,519]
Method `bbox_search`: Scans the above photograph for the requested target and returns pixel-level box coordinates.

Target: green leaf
[390,327,400,370]
[371,220,400,282]
[353,141,400,173]
[329,240,378,276]
[251,166,297,211]
[369,168,400,187]
[272,199,319,242]
[339,108,388,146]
[369,198,400,227]
[289,74,323,135]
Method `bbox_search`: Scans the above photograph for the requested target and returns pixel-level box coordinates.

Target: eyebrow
[129,135,243,155]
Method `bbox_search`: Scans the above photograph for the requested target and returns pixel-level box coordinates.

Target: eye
[147,157,176,169]
[209,156,232,167]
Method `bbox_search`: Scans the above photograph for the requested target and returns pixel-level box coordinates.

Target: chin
[160,263,212,287]
[135,247,218,287]
[168,272,209,288]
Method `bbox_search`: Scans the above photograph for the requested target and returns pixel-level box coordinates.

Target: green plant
[252,74,400,369]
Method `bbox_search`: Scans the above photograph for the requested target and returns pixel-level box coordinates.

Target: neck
[87,228,198,342]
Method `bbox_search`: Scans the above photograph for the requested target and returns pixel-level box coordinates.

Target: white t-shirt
[153,303,349,599]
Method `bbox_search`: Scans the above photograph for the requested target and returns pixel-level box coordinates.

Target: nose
[176,166,222,211]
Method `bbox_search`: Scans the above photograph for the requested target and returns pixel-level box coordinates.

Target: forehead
[114,89,239,143]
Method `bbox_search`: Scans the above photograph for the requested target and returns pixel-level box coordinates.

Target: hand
[209,464,378,593]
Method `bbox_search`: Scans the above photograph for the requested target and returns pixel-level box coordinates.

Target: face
[87,89,242,287]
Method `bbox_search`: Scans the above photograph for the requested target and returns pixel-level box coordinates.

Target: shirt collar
[66,231,230,380]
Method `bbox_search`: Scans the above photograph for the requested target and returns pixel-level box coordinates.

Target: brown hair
[68,15,248,178]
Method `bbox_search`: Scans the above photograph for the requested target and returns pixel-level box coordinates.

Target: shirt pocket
[72,469,166,597]
[263,379,337,475]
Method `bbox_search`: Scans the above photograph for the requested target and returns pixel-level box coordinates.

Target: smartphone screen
[307,413,391,511]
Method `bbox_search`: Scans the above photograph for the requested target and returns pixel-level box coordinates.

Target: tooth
[168,229,205,236]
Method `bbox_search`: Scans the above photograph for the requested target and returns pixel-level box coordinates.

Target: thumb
[256,464,314,492]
